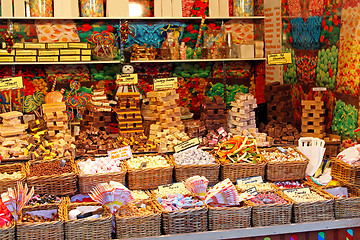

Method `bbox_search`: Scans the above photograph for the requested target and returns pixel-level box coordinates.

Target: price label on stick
[236,176,264,185]
[0,76,23,91]
[116,73,138,85]
[283,187,311,198]
[108,146,132,161]
[153,77,178,91]
[244,187,258,196]
[158,182,185,192]
[174,137,200,153]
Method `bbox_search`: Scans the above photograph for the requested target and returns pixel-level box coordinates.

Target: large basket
[26,158,77,196]
[61,202,112,240]
[170,155,220,185]
[0,221,15,240]
[16,204,63,240]
[208,205,251,231]
[76,159,126,194]
[126,154,173,190]
[262,147,309,181]
[0,163,26,194]
[247,191,293,227]
[331,157,360,185]
[115,201,161,239]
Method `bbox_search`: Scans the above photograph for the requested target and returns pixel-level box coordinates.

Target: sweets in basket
[0,163,26,194]
[0,199,12,229]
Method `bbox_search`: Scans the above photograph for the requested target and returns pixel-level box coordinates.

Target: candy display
[261,147,308,163]
[201,95,227,132]
[206,82,249,109]
[173,148,215,166]
[130,190,150,201]
[127,155,170,170]
[237,182,277,193]
[29,158,72,177]
[184,119,206,138]
[45,65,91,84]
[29,0,54,17]
[184,176,209,200]
[316,46,338,90]
[80,0,104,17]
[77,156,123,174]
[283,47,297,84]
[205,178,239,207]
[157,193,204,211]
[332,100,358,138]
[116,203,153,217]
[27,194,61,206]
[21,210,59,222]
[260,120,300,145]
[337,145,360,166]
[88,31,117,61]
[285,191,326,203]
[274,181,305,189]
[249,193,288,205]
[117,133,156,153]
[35,20,80,43]
[0,199,12,228]
[301,97,325,138]
[0,172,22,180]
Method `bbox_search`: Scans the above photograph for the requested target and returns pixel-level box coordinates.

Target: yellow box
[16,49,38,56]
[38,56,59,62]
[38,49,60,56]
[81,49,92,55]
[2,42,24,49]
[47,42,69,49]
[60,55,81,61]
[0,49,15,56]
[15,56,37,62]
[60,49,81,55]
[0,56,14,62]
[24,43,46,49]
[81,55,91,61]
[68,42,90,49]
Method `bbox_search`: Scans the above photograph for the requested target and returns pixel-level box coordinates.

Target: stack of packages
[147,90,189,152]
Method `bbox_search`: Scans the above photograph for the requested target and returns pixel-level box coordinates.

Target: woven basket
[263,147,309,181]
[126,154,173,190]
[170,155,220,185]
[208,204,251,230]
[0,163,26,194]
[331,157,360,185]
[75,159,126,194]
[16,204,63,240]
[218,156,267,183]
[0,221,15,240]
[247,191,293,227]
[26,158,77,196]
[115,201,161,239]
[61,202,112,240]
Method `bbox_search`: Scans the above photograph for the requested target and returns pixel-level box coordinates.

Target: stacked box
[201,96,226,132]
[115,92,143,134]
[42,102,69,136]
[227,93,257,134]
[265,82,294,124]
[301,97,325,138]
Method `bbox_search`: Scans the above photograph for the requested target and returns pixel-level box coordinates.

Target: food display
[127,155,170,170]
[130,190,150,201]
[261,147,308,163]
[0,199,12,228]
[157,193,204,211]
[117,133,156,152]
[201,95,227,132]
[0,172,22,180]
[117,203,154,217]
[173,148,216,165]
[21,210,59,222]
[29,159,72,177]
[249,193,288,205]
[260,120,300,145]
[273,181,305,189]
[77,156,123,174]
[237,182,278,193]
[27,194,61,206]
[286,191,326,203]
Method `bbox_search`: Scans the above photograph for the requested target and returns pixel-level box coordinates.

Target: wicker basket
[16,204,63,240]
[262,147,309,181]
[247,191,293,227]
[26,158,77,196]
[61,202,112,240]
[76,159,126,194]
[208,204,251,230]
[0,163,26,194]
[170,155,220,185]
[331,157,360,185]
[115,201,161,239]
[126,154,173,190]
[0,221,15,240]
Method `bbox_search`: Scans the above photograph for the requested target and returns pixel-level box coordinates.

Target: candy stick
[193,15,206,58]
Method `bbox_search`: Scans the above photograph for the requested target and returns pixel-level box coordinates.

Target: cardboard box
[0,56,14,62]
[219,0,230,17]
[16,49,38,56]
[13,43,25,49]
[81,49,92,55]
[60,55,81,62]
[81,55,91,61]
[38,49,60,56]
[15,56,37,62]
[154,0,162,17]
[209,0,220,17]
[1,0,13,17]
[68,43,90,49]
[24,43,46,49]
[47,43,69,49]
[60,49,81,55]
[107,0,129,17]
[0,49,15,56]
[172,0,182,17]
[38,56,59,62]
[14,0,26,17]
[161,0,172,17]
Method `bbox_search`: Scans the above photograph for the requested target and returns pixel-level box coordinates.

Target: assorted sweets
[261,147,308,162]
[173,148,215,166]
[77,156,123,174]
[27,194,62,206]
[29,159,73,177]
[249,193,288,205]
[127,155,170,169]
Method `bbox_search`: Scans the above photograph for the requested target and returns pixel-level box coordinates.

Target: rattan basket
[331,157,360,186]
[170,155,220,185]
[208,204,251,230]
[0,163,26,194]
[16,204,63,240]
[61,202,112,240]
[115,201,161,239]
[0,221,15,240]
[75,159,126,194]
[126,154,173,190]
[262,147,309,181]
[26,158,77,196]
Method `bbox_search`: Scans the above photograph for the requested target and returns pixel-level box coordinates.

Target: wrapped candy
[184,176,209,200]
[205,178,239,207]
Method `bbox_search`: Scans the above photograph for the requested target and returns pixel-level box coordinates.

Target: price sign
[267,52,292,65]
[312,87,327,92]
[116,73,138,85]
[283,187,311,198]
[244,187,258,196]
[0,76,23,91]
[153,77,178,91]
[108,146,132,161]
[174,138,200,153]
[158,182,186,192]
[236,176,264,185]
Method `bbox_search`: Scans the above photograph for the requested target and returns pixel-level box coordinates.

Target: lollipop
[76,111,83,121]
[64,111,74,122]
[70,80,81,92]
[23,95,38,113]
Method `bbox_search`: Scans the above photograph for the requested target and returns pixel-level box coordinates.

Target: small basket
[76,159,126,194]
[0,221,15,240]
[16,204,63,240]
[0,163,26,194]
[126,154,173,190]
[262,147,309,181]
[331,157,360,186]
[26,158,77,196]
[61,202,112,240]
[115,201,161,239]
[170,155,220,185]
[218,155,267,183]
[208,204,251,230]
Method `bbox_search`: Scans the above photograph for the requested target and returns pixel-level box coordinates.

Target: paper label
[283,187,311,198]
[108,145,132,161]
[116,73,139,85]
[0,76,23,91]
[267,52,292,65]
[312,87,327,92]
[174,137,200,153]
[158,182,185,192]
[244,187,258,196]
[153,77,178,91]
[236,176,264,185]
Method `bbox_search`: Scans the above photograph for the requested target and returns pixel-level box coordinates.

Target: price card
[0,76,23,91]
[244,187,258,196]
[158,182,186,192]
[283,187,311,198]
[108,146,132,161]
[267,52,292,65]
[173,138,200,153]
[116,73,138,85]
[312,87,327,92]
[153,77,178,91]
[236,176,264,185]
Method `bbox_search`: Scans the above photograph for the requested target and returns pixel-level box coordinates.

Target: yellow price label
[116,74,138,85]
[267,52,292,65]
[153,77,178,91]
[0,76,23,91]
